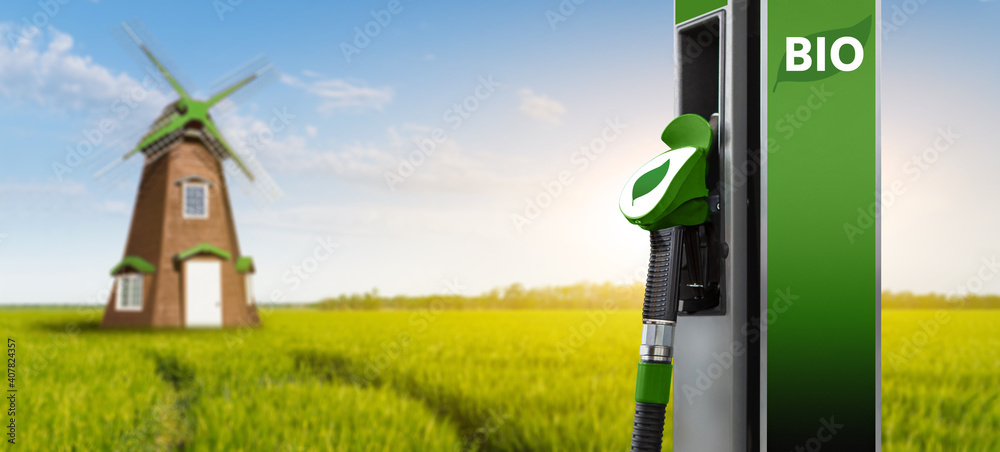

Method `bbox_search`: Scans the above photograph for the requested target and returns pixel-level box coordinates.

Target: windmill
[100,21,279,328]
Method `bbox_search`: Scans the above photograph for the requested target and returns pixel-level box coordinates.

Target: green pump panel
[763,1,879,450]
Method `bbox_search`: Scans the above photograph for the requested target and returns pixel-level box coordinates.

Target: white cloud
[240,202,508,240]
[304,125,318,137]
[284,131,507,192]
[99,200,130,214]
[0,181,86,196]
[280,72,393,112]
[217,113,513,192]
[518,88,566,125]
[217,111,391,182]
[0,24,171,116]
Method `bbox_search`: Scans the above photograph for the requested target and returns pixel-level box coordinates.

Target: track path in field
[292,349,516,451]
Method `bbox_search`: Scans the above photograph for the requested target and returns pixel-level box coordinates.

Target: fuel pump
[620,0,879,449]
[620,114,718,451]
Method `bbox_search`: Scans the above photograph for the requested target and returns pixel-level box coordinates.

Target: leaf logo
[632,158,670,205]
[773,15,872,92]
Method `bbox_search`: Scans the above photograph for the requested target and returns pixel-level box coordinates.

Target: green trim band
[176,242,232,261]
[110,256,156,275]
[634,362,673,404]
[235,256,255,274]
[675,0,727,25]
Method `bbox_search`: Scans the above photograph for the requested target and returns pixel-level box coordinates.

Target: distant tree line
[881,291,1000,309]
[314,282,647,311]
[314,285,1000,311]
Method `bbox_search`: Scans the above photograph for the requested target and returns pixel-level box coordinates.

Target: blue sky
[0,0,997,304]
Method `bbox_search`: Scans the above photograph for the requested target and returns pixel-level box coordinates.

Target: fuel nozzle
[619,114,715,452]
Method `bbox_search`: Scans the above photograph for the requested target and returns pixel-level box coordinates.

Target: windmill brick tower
[101,23,276,328]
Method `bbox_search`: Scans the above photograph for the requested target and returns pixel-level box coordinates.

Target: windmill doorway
[184,260,223,327]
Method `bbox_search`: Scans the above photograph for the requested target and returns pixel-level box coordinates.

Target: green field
[2,308,997,451]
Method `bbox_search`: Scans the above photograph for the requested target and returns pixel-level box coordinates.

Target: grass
[881,310,1000,451]
[2,307,997,451]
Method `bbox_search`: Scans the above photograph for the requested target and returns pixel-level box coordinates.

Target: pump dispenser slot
[678,14,723,121]
[676,13,727,316]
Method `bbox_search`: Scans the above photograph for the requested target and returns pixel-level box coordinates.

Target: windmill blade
[226,151,284,208]
[204,121,255,181]
[94,129,183,183]
[93,152,132,180]
[207,55,278,117]
[91,108,179,181]
[200,124,283,205]
[86,21,190,183]
[112,19,195,101]
[119,22,189,99]
[88,132,150,191]
[95,19,283,206]
[206,63,275,108]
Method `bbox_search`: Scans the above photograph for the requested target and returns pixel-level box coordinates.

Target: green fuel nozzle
[619,114,715,452]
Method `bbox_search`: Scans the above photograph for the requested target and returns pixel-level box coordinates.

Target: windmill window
[183,183,209,218]
[116,273,143,311]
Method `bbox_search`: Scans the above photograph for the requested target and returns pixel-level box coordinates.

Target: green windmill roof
[110,256,156,275]
[176,243,232,261]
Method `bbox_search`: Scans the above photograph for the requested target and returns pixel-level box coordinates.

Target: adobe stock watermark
[211,0,267,21]
[279,236,340,291]
[17,280,112,383]
[790,417,844,452]
[554,305,621,364]
[681,287,798,404]
[340,0,414,62]
[882,0,930,42]
[545,0,589,31]
[888,255,1000,368]
[774,84,834,140]
[218,107,294,205]
[52,66,167,182]
[510,117,628,233]
[843,126,959,243]
[212,0,249,21]
[456,409,511,452]
[226,108,296,167]
[554,265,645,363]
[677,16,721,65]
[117,402,179,448]
[723,82,836,194]
[225,235,340,348]
[4,0,75,49]
[234,107,294,147]
[885,309,950,370]
[899,126,960,183]
[384,75,502,191]
[345,279,467,394]
[949,255,1000,299]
